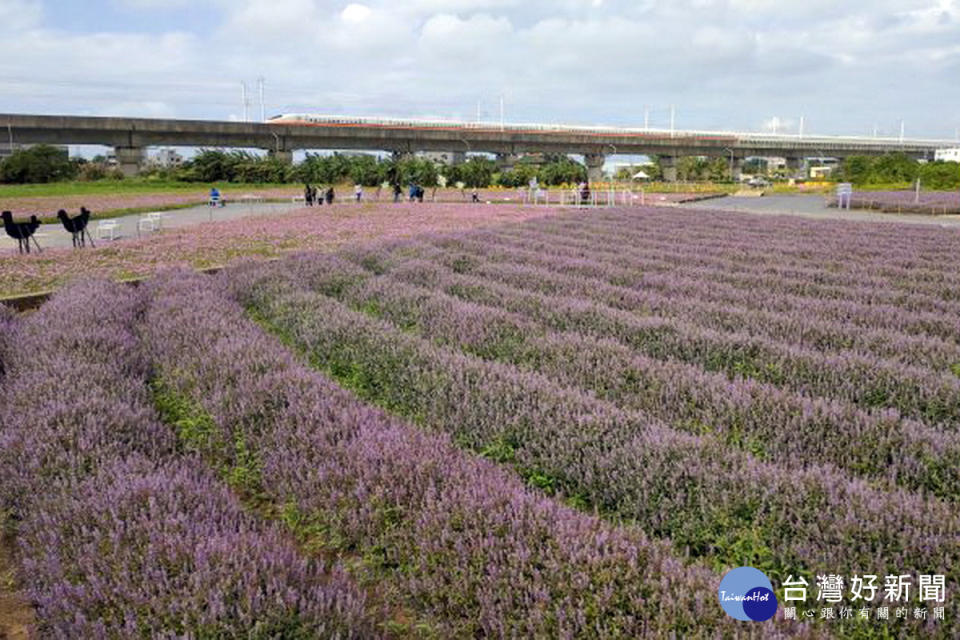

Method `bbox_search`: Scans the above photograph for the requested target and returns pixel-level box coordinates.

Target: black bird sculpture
[2,211,42,254]
[57,207,95,248]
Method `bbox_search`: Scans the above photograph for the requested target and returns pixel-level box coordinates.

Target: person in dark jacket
[325,187,335,205]
[393,183,402,203]
[304,184,313,206]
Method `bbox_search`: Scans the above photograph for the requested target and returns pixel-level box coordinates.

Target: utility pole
[257,77,265,122]
[899,120,905,144]
[799,115,805,139]
[241,82,248,122]
[669,105,675,138]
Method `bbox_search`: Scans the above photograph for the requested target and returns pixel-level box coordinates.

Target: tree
[676,156,710,181]
[183,150,237,182]
[348,154,385,186]
[539,157,587,186]
[496,163,538,188]
[836,153,922,186]
[296,153,348,184]
[706,157,730,182]
[0,145,77,183]
[871,153,918,184]
[451,156,496,188]
[390,156,439,187]
[919,161,960,190]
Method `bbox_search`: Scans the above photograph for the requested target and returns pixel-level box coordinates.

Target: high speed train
[264,113,953,148]
[264,113,738,141]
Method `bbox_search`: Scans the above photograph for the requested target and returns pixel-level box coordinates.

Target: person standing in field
[355,184,363,202]
[393,183,402,203]
[304,184,313,206]
[326,186,335,205]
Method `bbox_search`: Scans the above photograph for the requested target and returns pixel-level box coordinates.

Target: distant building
[934,148,960,163]
[147,148,185,169]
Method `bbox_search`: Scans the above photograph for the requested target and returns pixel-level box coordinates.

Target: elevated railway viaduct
[1,113,950,181]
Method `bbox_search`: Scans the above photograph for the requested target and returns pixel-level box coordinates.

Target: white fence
[521,188,647,208]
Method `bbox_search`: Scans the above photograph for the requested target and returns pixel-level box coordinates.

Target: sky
[2,0,960,141]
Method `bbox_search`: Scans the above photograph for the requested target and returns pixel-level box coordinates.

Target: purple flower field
[830,189,960,214]
[2,203,959,637]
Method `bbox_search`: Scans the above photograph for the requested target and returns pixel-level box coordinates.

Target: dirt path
[0,534,34,640]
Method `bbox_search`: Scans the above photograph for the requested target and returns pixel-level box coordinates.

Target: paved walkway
[681,194,960,227]
[1,201,303,252]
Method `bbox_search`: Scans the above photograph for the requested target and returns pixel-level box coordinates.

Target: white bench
[97,219,120,241]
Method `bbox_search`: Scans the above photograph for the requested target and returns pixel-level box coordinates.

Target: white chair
[138,212,165,234]
[97,219,119,241]
[138,214,155,234]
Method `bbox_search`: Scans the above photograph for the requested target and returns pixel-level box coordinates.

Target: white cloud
[0,0,43,32]
[341,3,372,23]
[2,0,960,138]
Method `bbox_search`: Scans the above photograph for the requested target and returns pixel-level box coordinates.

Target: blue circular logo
[718,567,778,621]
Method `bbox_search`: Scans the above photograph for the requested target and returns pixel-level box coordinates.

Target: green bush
[0,145,78,184]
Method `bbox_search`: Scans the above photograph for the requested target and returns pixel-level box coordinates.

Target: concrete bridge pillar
[731,156,744,183]
[584,153,605,184]
[268,149,294,164]
[660,155,678,182]
[786,156,805,178]
[114,146,144,177]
